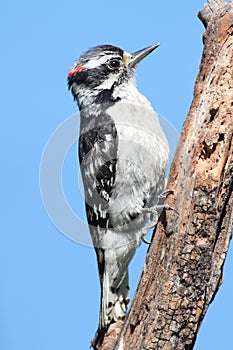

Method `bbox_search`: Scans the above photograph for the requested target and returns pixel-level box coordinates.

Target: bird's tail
[99,265,130,330]
[92,234,141,348]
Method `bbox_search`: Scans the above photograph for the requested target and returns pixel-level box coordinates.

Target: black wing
[79,114,118,230]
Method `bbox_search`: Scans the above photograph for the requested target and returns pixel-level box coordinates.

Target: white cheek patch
[97,72,120,90]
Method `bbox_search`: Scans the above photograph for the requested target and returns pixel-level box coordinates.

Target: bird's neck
[72,79,152,114]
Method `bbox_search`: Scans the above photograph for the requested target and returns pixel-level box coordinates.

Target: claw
[156,204,179,215]
[158,189,174,199]
[164,204,179,215]
[142,236,152,245]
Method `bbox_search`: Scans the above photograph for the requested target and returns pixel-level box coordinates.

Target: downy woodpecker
[68,44,170,341]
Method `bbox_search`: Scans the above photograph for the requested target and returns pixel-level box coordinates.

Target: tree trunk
[96,1,233,349]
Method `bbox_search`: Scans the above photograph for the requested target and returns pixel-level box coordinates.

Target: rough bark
[96,1,233,349]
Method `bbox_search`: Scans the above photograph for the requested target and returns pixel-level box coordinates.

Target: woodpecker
[68,44,170,343]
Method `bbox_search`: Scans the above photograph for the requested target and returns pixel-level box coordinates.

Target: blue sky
[1,1,232,349]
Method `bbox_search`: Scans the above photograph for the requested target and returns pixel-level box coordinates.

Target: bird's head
[68,44,159,110]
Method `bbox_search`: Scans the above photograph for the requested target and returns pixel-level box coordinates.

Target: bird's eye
[108,59,121,70]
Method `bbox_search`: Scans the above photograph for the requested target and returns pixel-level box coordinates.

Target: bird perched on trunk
[68,43,170,345]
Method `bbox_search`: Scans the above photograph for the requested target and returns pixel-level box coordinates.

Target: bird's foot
[140,203,179,245]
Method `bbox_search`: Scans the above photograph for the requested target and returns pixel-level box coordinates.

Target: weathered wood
[96,1,233,349]
[198,0,226,28]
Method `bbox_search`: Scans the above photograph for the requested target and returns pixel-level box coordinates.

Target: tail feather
[100,268,129,329]
[94,230,141,336]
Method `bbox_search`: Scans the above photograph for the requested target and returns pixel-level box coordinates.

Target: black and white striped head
[68,44,159,109]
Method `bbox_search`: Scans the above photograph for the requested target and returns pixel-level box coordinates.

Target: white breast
[106,99,170,228]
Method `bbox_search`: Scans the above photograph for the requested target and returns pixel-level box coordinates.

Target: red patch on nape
[68,65,84,77]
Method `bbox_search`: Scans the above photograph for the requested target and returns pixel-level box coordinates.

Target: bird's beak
[128,43,160,69]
